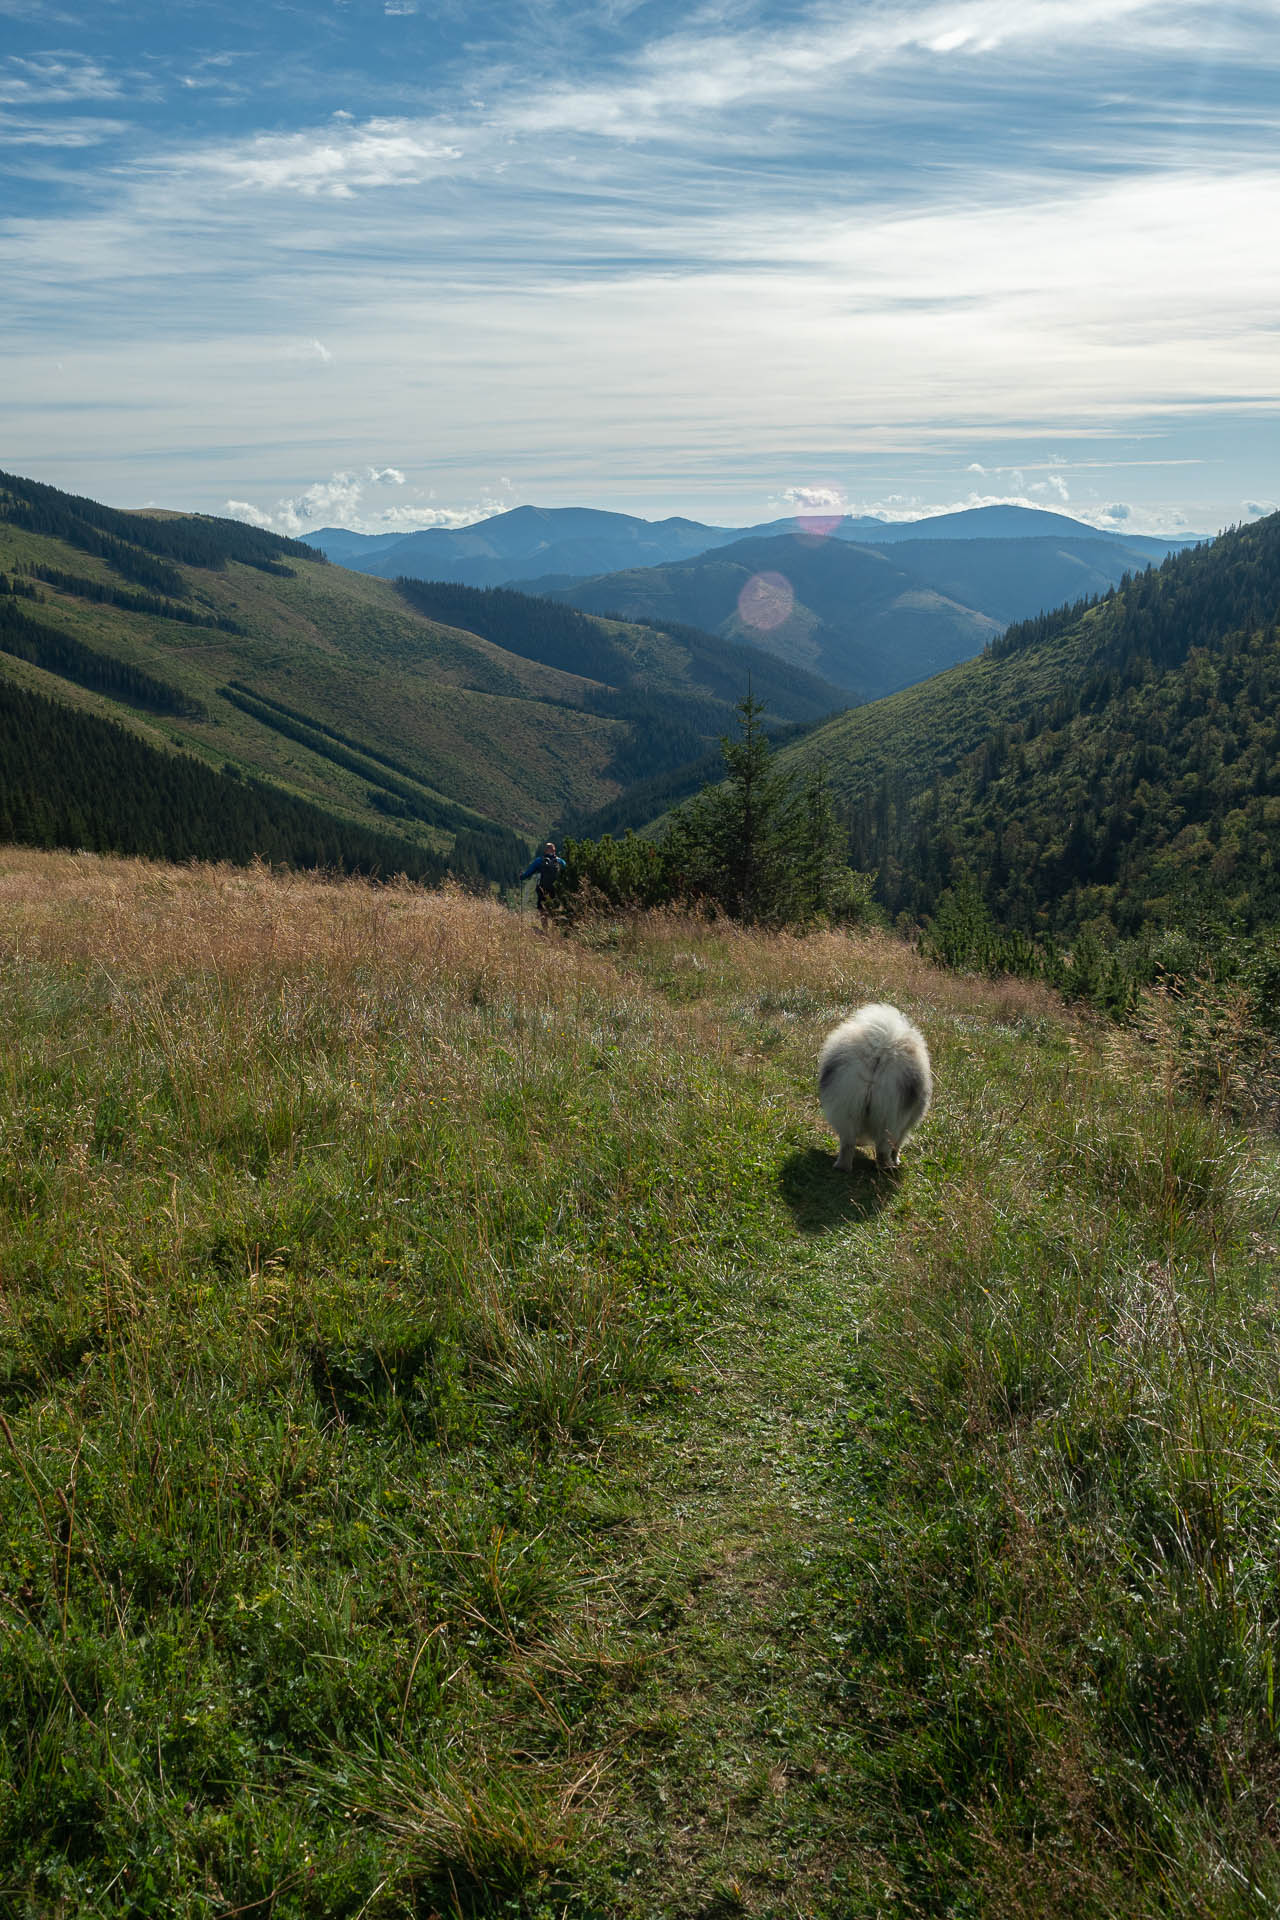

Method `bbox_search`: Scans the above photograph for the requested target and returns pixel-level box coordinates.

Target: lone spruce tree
[562,692,874,925]
[662,692,858,923]
[664,691,788,918]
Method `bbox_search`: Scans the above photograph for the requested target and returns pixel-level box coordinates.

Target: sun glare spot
[794,509,842,541]
[738,571,794,631]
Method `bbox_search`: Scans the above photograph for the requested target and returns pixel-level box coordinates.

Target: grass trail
[2,855,1279,1916]
[561,926,1064,1916]
[565,919,1280,1916]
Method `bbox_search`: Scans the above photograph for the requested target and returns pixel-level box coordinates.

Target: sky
[2,0,1278,539]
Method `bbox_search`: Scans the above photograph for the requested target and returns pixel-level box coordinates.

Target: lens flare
[793,511,842,542]
[738,571,794,631]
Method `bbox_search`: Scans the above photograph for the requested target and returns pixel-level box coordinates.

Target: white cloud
[4,0,1277,530]
[0,112,127,146]
[176,120,464,197]
[109,0,1280,213]
[503,0,1219,144]
[779,484,847,512]
[224,466,506,535]
[1030,472,1070,501]
[223,498,276,529]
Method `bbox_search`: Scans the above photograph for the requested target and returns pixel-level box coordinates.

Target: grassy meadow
[1,849,1279,1917]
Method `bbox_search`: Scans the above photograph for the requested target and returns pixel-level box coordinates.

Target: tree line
[23,564,245,633]
[395,577,636,683]
[0,468,322,595]
[0,594,204,718]
[0,677,445,881]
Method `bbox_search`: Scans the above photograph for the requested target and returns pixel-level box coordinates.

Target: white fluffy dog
[818,1003,932,1172]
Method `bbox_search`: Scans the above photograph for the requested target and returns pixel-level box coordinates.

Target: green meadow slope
[0,472,842,877]
[2,851,1279,1916]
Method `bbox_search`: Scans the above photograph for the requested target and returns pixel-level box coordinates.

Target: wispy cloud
[3,0,1277,528]
[0,111,127,145]
[181,119,464,197]
[0,55,121,105]
[284,338,333,363]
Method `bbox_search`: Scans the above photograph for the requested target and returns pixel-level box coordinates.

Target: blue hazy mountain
[307,505,747,589]
[309,503,1191,602]
[815,504,1186,554]
[536,534,1003,701]
[853,533,1182,627]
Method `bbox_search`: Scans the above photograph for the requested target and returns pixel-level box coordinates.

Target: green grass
[1,855,1279,1916]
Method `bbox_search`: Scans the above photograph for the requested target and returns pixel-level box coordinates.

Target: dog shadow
[778,1145,898,1234]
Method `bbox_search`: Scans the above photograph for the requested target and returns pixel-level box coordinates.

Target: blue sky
[2,0,1277,536]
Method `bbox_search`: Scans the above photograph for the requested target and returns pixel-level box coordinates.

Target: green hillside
[781,514,1280,938]
[544,533,1003,698]
[0,674,450,882]
[392,578,842,727]
[0,471,841,879]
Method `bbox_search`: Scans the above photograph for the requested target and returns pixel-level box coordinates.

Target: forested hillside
[0,471,838,880]
[544,533,1001,698]
[0,678,447,880]
[394,579,840,735]
[782,513,1280,938]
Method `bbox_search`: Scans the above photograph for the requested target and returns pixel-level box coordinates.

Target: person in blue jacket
[521,841,567,916]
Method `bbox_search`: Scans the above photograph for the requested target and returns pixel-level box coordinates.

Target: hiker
[521,841,567,917]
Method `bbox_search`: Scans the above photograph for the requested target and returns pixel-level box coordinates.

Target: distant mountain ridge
[534,525,1196,701]
[538,535,1001,701]
[308,501,1194,594]
[310,505,747,590]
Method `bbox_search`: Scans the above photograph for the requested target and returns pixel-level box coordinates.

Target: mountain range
[309,503,1194,700]
[309,501,1188,589]
[9,463,1273,955]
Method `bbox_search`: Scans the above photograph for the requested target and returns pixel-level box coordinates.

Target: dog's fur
[818,1003,932,1171]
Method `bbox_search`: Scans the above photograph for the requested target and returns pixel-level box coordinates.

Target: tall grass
[568,905,1280,1913]
[2,856,1278,1916]
[0,855,785,1916]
